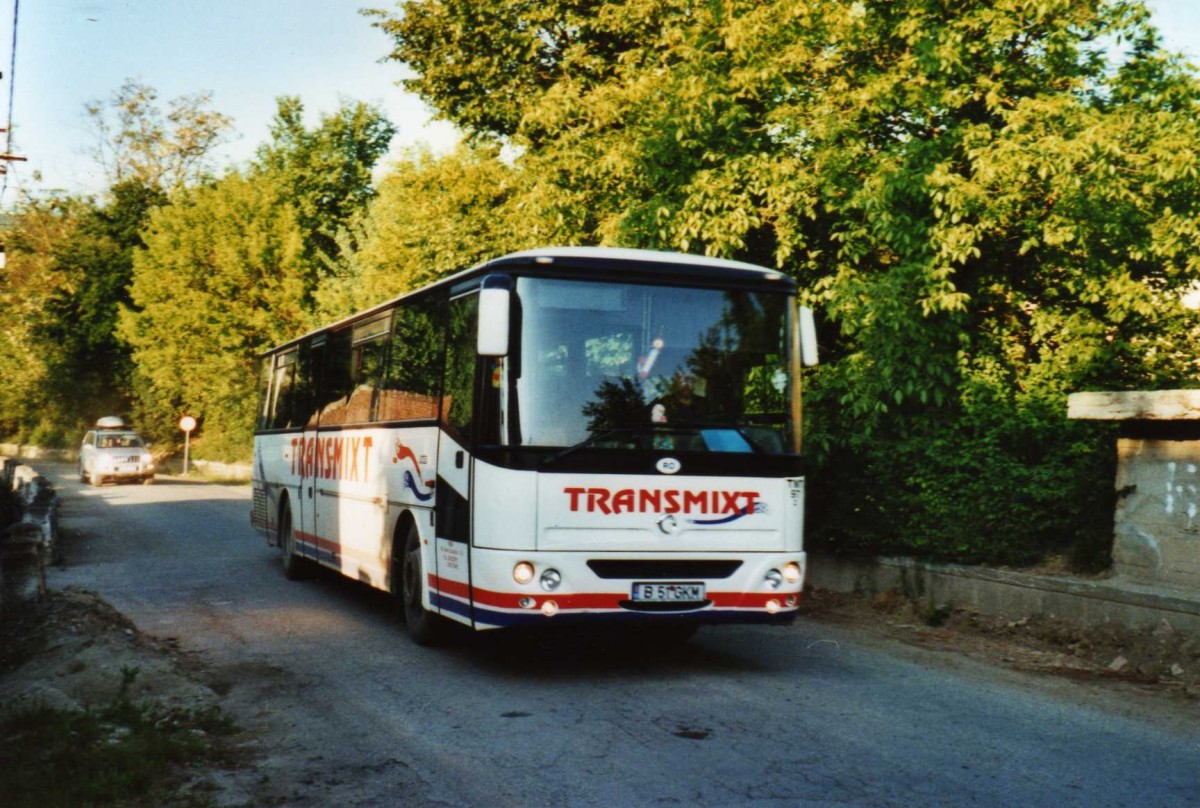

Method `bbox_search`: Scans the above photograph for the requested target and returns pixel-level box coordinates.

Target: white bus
[251,247,818,644]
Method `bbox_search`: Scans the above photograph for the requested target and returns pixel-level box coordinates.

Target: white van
[80,417,156,486]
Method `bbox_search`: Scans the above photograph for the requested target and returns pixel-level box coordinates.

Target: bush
[806,388,1117,571]
[23,419,80,450]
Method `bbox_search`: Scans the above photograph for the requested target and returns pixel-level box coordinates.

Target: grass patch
[0,668,239,807]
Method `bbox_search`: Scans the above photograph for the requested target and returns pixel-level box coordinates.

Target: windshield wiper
[541,427,642,466]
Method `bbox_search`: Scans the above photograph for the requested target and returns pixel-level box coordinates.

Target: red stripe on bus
[427,574,797,613]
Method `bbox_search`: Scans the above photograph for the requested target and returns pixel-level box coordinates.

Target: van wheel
[399,523,446,646]
[79,465,87,483]
[279,501,310,580]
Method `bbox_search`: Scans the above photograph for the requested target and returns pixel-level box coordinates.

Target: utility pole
[0,127,26,174]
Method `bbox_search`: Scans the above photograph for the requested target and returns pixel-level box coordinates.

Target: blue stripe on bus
[466,603,797,629]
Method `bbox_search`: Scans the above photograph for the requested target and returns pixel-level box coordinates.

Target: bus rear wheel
[399,523,446,646]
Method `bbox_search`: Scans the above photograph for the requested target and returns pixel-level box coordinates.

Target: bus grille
[251,486,269,530]
[586,560,742,580]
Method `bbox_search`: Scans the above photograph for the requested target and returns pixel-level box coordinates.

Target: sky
[0,1,1196,205]
[0,0,459,202]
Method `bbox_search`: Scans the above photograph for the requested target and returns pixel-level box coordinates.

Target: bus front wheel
[279,501,311,581]
[400,524,446,646]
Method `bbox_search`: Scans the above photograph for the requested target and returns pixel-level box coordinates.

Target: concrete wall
[1114,438,1200,590]
[0,444,77,463]
[1070,390,1200,594]
[1,457,58,607]
[808,555,1200,636]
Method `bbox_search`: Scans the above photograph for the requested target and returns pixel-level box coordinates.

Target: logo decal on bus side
[393,440,434,502]
[656,457,681,474]
[688,501,768,525]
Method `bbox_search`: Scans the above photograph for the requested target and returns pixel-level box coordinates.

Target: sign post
[179,415,197,476]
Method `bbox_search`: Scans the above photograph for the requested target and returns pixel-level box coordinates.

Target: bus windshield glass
[513,276,795,454]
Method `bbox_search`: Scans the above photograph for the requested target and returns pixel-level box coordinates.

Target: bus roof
[263,247,794,356]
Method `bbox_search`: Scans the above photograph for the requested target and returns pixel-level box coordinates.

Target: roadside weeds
[0,589,252,807]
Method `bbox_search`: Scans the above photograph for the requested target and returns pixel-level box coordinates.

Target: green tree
[0,184,167,443]
[374,0,1200,566]
[86,79,233,193]
[0,195,85,442]
[315,145,537,318]
[253,97,397,269]
[119,172,312,458]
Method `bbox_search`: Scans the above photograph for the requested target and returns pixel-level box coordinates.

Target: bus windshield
[513,276,795,454]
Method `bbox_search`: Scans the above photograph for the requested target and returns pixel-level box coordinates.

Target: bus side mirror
[478,275,512,356]
[799,306,818,367]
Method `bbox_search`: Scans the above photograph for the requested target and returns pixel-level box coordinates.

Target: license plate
[631,582,705,602]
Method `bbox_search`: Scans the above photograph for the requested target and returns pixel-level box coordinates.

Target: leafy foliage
[85,79,233,193]
[314,145,535,319]
[0,184,166,442]
[254,97,397,269]
[119,173,312,457]
[371,0,1200,566]
[4,4,1200,567]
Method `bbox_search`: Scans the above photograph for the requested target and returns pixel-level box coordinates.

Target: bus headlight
[539,568,562,591]
[783,562,802,584]
[513,562,535,585]
[764,569,783,590]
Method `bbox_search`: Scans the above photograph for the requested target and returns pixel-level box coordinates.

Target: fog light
[766,599,781,614]
[513,562,535,585]
[519,597,536,610]
[783,562,802,583]
[764,569,783,590]
[541,600,559,617]
[540,568,562,591]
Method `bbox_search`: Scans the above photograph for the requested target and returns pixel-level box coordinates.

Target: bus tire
[399,522,446,646]
[279,500,311,581]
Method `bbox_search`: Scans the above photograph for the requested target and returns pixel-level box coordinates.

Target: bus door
[297,335,326,563]
[321,321,389,581]
[434,291,481,624]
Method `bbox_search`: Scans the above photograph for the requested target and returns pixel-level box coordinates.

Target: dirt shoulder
[0,588,262,806]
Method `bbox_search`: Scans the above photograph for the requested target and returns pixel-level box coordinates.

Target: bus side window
[264,349,298,430]
[380,296,445,422]
[313,329,354,426]
[257,357,273,431]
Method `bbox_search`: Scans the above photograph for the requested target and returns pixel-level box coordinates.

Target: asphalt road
[39,463,1200,807]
